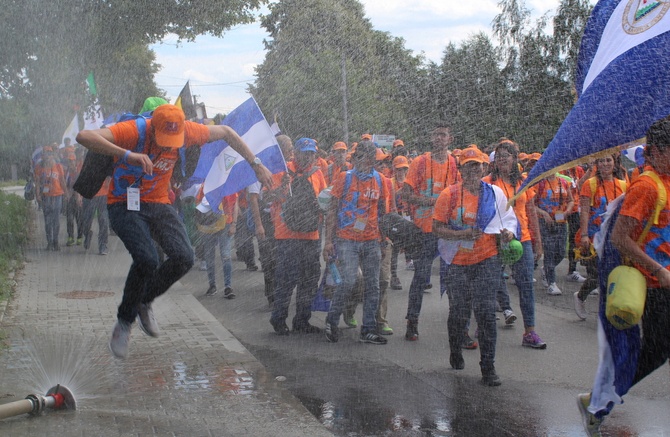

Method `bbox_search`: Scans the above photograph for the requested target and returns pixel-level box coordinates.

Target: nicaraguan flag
[520,0,670,193]
[61,114,80,148]
[194,97,287,210]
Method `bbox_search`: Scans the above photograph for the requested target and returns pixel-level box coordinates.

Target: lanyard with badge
[127,149,164,211]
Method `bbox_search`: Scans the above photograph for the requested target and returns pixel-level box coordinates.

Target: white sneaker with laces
[567,270,587,283]
[574,292,587,320]
[109,319,132,358]
[589,288,599,296]
[137,303,160,337]
[541,271,549,288]
[547,282,562,295]
[503,309,517,325]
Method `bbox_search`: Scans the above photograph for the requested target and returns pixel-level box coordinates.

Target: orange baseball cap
[332,141,347,151]
[42,145,54,153]
[152,104,185,148]
[529,152,542,161]
[375,148,390,161]
[392,139,405,148]
[518,152,528,160]
[393,156,409,169]
[361,133,372,140]
[452,148,462,156]
[459,146,486,165]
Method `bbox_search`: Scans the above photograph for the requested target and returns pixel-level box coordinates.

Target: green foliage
[0,191,30,305]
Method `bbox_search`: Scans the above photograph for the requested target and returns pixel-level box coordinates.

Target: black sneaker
[390,276,402,290]
[224,287,236,299]
[481,370,502,387]
[293,324,323,334]
[270,318,290,336]
[325,322,339,343]
[405,320,419,341]
[450,352,464,369]
[462,333,478,349]
[246,264,259,271]
[360,331,388,345]
[205,285,218,296]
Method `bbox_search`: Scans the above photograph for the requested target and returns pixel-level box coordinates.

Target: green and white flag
[83,71,104,131]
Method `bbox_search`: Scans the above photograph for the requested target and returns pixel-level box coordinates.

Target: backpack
[74,113,149,199]
[379,212,423,256]
[24,177,35,201]
[282,167,321,233]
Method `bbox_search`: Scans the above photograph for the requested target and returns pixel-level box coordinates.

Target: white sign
[372,134,395,150]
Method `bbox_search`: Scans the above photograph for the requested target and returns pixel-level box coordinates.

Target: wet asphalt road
[180,254,670,437]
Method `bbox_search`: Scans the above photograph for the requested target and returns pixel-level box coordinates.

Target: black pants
[567,212,581,272]
[632,287,670,385]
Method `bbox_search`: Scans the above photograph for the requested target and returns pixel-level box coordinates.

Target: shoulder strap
[343,170,354,197]
[589,177,598,206]
[620,179,627,193]
[637,170,667,245]
[135,117,147,153]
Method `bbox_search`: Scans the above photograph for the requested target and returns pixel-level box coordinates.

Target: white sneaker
[109,319,132,358]
[541,271,549,288]
[199,260,207,271]
[589,288,599,296]
[574,292,587,320]
[137,303,160,337]
[567,271,587,283]
[547,282,562,295]
[503,309,517,325]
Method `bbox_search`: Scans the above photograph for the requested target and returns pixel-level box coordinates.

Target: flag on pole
[61,114,79,148]
[193,96,287,211]
[519,0,670,194]
[83,72,104,131]
[175,81,197,120]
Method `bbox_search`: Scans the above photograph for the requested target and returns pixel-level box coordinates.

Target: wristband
[123,150,131,162]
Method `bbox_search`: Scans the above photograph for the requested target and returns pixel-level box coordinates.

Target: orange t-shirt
[270,162,327,241]
[331,170,391,241]
[36,163,65,197]
[483,176,532,243]
[433,184,498,265]
[326,162,351,186]
[405,153,460,233]
[107,119,210,205]
[393,177,410,217]
[619,172,670,288]
[577,177,627,241]
[562,166,585,214]
[536,177,572,218]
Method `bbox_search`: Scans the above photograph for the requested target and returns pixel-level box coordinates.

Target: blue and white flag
[520,0,670,193]
[193,97,287,211]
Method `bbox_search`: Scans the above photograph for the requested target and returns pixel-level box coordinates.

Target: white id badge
[460,240,475,250]
[353,217,367,232]
[554,212,565,222]
[42,186,50,194]
[127,187,141,211]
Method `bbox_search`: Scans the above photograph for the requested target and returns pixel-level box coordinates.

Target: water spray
[0,384,76,420]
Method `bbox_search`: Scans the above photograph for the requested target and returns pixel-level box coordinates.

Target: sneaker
[503,309,517,325]
[270,318,290,336]
[52,243,60,251]
[379,325,394,335]
[405,260,415,270]
[199,260,207,271]
[76,237,83,246]
[109,319,132,358]
[423,283,432,292]
[344,316,358,328]
[574,292,587,320]
[541,271,549,288]
[450,352,464,369]
[66,237,75,247]
[84,230,93,250]
[462,333,478,349]
[360,331,388,345]
[390,276,402,290]
[589,288,599,296]
[567,270,587,283]
[480,371,502,387]
[99,244,108,255]
[205,285,218,296]
[246,264,259,271]
[502,272,509,280]
[522,331,547,349]
[46,242,53,251]
[577,393,604,436]
[137,303,160,337]
[325,322,339,343]
[546,282,562,295]
[224,287,236,299]
[293,323,323,334]
[405,320,419,341]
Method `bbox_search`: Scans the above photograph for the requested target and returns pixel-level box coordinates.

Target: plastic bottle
[328,261,342,285]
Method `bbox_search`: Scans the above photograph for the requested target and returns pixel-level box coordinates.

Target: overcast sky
[151,0,565,116]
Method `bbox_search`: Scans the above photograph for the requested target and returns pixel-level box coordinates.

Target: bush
[0,190,29,301]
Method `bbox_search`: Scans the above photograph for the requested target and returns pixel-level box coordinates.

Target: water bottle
[328,261,342,285]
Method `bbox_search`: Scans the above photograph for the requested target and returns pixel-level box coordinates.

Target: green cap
[141,97,169,114]
[500,239,523,265]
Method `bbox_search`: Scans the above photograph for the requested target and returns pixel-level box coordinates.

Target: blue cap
[295,138,318,153]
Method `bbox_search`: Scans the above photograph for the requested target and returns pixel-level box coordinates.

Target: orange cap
[529,152,542,161]
[375,148,390,161]
[452,148,462,156]
[361,133,372,140]
[332,141,347,151]
[152,104,185,148]
[42,145,54,153]
[392,156,409,169]
[459,146,486,165]
[392,139,405,148]
[518,152,528,160]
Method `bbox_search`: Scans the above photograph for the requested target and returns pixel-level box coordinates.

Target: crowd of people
[31,105,670,423]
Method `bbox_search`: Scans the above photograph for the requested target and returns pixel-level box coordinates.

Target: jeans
[202,229,233,288]
[540,220,567,285]
[406,232,438,322]
[66,194,83,240]
[108,202,194,323]
[567,212,580,272]
[42,195,62,246]
[81,195,109,250]
[505,241,536,328]
[327,239,381,332]
[271,239,321,327]
[257,209,276,305]
[445,255,501,372]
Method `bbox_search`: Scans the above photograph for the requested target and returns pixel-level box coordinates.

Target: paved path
[0,198,332,436]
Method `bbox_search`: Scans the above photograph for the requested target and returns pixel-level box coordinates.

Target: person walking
[76,103,272,358]
[34,144,67,251]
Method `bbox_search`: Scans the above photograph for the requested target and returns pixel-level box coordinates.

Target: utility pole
[341,53,349,144]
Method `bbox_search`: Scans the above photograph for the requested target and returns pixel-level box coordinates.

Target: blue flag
[520,0,670,193]
[193,97,287,211]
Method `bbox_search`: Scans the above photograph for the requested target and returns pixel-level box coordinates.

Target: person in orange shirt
[535,172,574,296]
[64,153,84,246]
[433,146,515,386]
[400,123,460,341]
[35,144,67,251]
[390,156,410,290]
[562,165,587,283]
[326,141,351,185]
[268,138,328,335]
[76,104,273,358]
[323,140,391,345]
